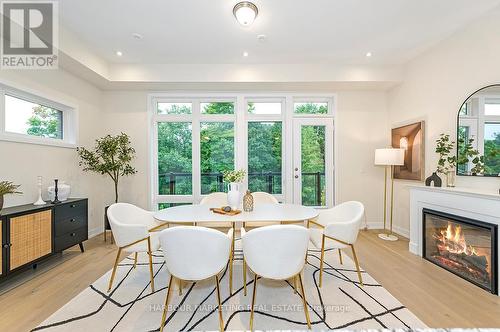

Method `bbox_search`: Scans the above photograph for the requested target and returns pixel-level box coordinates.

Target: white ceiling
[60,0,500,66]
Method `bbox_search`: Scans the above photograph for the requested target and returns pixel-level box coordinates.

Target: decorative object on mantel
[457,84,500,177]
[222,169,246,210]
[51,179,61,204]
[425,172,442,187]
[435,134,456,187]
[243,190,254,212]
[0,181,22,212]
[374,148,405,241]
[77,133,137,243]
[34,176,46,205]
[48,180,71,202]
[391,121,425,181]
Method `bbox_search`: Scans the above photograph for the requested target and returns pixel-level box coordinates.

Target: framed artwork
[392,121,425,181]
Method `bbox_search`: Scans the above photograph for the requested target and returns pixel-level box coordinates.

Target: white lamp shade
[233,2,258,26]
[374,148,405,166]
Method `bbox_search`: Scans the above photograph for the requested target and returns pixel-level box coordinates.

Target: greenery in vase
[77,133,137,203]
[457,135,484,175]
[0,181,22,196]
[222,169,246,183]
[435,134,457,175]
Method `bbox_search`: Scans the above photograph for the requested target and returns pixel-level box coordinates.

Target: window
[248,122,282,194]
[294,102,328,114]
[150,94,334,210]
[0,86,77,147]
[200,122,235,194]
[484,123,500,175]
[157,122,192,195]
[485,100,500,116]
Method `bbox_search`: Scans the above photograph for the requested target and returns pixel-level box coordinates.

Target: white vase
[227,182,241,210]
[48,181,71,202]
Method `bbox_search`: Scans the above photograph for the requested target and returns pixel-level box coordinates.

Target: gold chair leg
[294,275,298,294]
[350,244,363,286]
[178,278,183,296]
[243,259,247,296]
[108,247,122,292]
[133,252,138,269]
[319,234,325,288]
[159,275,174,332]
[229,224,235,295]
[338,249,343,265]
[298,273,311,329]
[215,275,224,332]
[147,237,155,292]
[250,274,258,331]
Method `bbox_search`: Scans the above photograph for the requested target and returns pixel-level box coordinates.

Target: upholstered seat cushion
[122,232,160,253]
[309,228,348,249]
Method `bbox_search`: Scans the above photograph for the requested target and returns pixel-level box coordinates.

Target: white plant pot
[227,182,241,210]
[48,181,71,202]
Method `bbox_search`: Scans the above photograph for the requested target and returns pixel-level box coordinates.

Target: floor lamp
[374,148,405,241]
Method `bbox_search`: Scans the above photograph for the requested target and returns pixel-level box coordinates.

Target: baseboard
[88,226,103,239]
[365,222,410,239]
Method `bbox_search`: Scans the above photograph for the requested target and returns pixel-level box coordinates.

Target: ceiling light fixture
[116,51,123,57]
[132,33,143,40]
[233,1,258,26]
[243,51,249,57]
[366,52,372,57]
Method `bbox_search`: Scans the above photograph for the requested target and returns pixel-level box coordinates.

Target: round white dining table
[153,203,319,224]
[153,203,319,295]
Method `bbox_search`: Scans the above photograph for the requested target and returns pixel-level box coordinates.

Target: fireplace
[423,208,498,294]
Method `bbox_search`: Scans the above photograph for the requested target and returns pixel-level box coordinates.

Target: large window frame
[149,93,335,210]
[0,84,78,148]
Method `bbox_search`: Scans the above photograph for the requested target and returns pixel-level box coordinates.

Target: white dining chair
[241,225,311,330]
[106,203,161,293]
[307,201,365,288]
[200,192,231,227]
[158,226,232,332]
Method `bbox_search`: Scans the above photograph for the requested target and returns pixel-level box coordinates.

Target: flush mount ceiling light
[233,1,258,26]
[115,51,123,57]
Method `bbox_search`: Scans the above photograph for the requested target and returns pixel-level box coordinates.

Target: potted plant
[0,181,22,212]
[77,133,137,236]
[222,169,246,210]
[435,134,457,186]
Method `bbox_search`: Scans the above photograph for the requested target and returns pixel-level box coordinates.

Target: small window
[157,102,192,114]
[485,101,500,116]
[294,102,328,115]
[248,102,281,115]
[5,94,63,139]
[201,102,234,114]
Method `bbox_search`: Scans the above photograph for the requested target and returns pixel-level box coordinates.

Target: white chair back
[159,226,231,281]
[107,203,153,247]
[242,225,309,280]
[322,201,365,244]
[200,192,228,207]
[251,192,279,204]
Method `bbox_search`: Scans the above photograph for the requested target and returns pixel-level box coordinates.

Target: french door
[292,118,334,207]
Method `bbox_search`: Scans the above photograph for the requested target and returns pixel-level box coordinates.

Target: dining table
[153,203,319,294]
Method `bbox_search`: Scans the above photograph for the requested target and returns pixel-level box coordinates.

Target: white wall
[0,69,105,237]
[101,89,389,227]
[387,7,500,235]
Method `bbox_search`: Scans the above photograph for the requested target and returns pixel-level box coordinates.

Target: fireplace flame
[437,223,477,256]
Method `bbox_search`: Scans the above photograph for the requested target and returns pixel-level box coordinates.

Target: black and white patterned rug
[33,241,427,331]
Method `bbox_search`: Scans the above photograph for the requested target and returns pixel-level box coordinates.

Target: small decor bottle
[243,190,254,212]
[446,170,456,188]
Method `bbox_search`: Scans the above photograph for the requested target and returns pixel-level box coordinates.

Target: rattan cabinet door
[10,210,52,270]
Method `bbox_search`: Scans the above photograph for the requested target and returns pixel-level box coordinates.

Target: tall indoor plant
[77,133,137,203]
[0,181,22,211]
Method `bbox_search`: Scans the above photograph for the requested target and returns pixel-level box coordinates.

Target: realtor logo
[1,1,58,69]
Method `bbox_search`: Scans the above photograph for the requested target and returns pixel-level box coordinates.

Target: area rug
[33,241,427,331]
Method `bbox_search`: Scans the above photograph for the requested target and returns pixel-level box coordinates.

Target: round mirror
[457,84,500,176]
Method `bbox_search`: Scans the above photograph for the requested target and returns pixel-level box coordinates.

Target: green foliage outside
[26,105,63,139]
[484,132,500,175]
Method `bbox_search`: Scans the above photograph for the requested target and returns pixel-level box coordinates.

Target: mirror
[457,85,500,176]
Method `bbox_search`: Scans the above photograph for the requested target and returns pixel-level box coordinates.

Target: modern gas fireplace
[423,208,498,294]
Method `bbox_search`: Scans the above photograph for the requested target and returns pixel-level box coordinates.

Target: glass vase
[446,170,456,188]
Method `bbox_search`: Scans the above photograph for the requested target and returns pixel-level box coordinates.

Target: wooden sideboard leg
[79,243,85,253]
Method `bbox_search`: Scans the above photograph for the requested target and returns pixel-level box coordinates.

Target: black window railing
[158,171,325,206]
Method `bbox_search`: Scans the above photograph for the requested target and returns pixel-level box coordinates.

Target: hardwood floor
[0,230,499,331]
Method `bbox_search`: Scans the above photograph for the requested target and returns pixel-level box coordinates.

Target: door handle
[295,175,299,179]
[295,167,299,171]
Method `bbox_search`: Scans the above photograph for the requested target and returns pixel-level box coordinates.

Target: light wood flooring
[0,230,499,331]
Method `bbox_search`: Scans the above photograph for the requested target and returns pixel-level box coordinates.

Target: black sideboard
[0,198,88,281]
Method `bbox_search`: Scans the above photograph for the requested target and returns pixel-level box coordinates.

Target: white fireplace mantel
[409,184,500,294]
